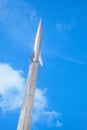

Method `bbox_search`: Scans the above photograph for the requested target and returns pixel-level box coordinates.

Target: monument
[17,19,42,130]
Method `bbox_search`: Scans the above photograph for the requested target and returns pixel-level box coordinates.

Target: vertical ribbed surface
[17,62,38,130]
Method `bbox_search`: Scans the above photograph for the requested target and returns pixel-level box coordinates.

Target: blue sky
[0,0,87,129]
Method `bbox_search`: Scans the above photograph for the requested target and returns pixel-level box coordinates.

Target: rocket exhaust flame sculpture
[17,19,42,130]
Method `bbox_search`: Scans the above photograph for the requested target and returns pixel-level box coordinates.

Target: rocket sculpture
[17,19,42,130]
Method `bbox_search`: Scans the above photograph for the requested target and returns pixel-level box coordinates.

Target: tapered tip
[39,19,42,27]
[40,18,42,23]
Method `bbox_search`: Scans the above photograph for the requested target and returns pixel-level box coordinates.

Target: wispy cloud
[56,20,75,32]
[43,47,86,65]
[59,54,86,64]
[0,0,38,49]
[0,0,37,22]
[0,63,61,127]
[56,121,62,127]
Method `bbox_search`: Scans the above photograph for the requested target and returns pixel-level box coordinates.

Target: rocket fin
[39,53,43,66]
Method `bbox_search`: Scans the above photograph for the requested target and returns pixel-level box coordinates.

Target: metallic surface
[17,62,38,130]
[17,20,42,130]
[34,19,42,61]
[31,19,42,63]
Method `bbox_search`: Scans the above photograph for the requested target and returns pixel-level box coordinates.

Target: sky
[0,0,87,130]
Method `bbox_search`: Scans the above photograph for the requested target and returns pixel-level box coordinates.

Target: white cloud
[0,0,38,49]
[44,47,86,65]
[33,89,60,126]
[0,63,61,126]
[58,54,86,64]
[0,63,25,111]
[0,0,37,22]
[56,21,75,32]
[56,121,62,127]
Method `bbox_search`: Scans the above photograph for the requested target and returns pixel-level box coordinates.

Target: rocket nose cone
[37,19,42,38]
[39,19,42,27]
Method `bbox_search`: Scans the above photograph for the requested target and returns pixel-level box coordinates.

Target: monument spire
[17,19,42,130]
